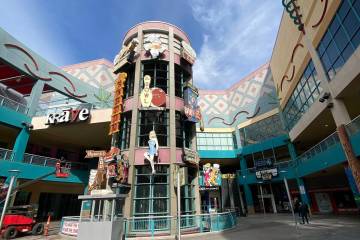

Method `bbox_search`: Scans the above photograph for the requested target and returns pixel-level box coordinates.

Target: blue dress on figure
[148,139,157,156]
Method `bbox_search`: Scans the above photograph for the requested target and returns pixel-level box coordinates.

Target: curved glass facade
[282,60,322,130]
[239,113,286,146]
[317,0,360,80]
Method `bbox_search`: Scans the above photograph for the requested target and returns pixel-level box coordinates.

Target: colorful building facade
[0,2,359,236]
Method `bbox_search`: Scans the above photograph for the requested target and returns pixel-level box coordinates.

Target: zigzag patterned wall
[62,59,116,92]
[42,59,277,129]
[198,63,277,128]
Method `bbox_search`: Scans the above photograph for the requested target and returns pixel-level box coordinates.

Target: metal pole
[259,184,266,215]
[283,177,297,226]
[0,171,19,230]
[177,167,181,240]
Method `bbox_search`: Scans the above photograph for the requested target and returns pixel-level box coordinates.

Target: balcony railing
[60,211,237,238]
[296,131,340,164]
[346,114,360,136]
[35,101,113,117]
[0,147,88,170]
[0,95,28,114]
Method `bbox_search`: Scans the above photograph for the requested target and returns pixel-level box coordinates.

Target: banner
[184,83,201,123]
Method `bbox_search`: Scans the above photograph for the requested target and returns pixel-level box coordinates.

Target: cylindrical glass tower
[113,21,201,224]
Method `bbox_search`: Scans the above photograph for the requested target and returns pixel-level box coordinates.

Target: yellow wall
[271,0,342,109]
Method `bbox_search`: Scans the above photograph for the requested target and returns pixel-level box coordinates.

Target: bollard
[44,214,51,236]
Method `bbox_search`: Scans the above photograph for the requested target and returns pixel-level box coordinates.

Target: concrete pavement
[13,214,360,240]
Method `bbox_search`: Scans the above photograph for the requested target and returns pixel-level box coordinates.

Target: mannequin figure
[144,130,159,174]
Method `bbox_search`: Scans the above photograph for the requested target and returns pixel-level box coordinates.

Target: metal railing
[296,131,340,164]
[346,114,360,136]
[35,101,113,117]
[0,95,28,114]
[0,147,88,170]
[60,211,237,238]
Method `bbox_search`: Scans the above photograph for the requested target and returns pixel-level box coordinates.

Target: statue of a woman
[144,130,159,174]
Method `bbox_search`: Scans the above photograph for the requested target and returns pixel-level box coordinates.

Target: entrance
[37,193,81,220]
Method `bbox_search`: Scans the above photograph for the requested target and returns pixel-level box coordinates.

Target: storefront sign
[88,169,97,189]
[46,108,90,125]
[113,38,139,72]
[255,158,274,170]
[61,221,79,236]
[184,83,201,123]
[202,163,221,187]
[85,150,106,158]
[140,75,166,109]
[255,168,278,180]
[181,40,196,64]
[109,73,127,135]
[222,174,236,179]
[183,148,200,165]
[199,186,219,191]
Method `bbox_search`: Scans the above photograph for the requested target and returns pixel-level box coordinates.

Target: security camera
[21,121,34,130]
[319,92,330,103]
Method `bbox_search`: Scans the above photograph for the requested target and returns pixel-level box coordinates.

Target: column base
[247,206,255,214]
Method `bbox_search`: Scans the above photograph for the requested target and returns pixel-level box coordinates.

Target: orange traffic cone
[44,214,51,236]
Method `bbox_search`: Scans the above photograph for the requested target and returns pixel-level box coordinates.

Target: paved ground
[185,214,360,240]
[11,214,360,240]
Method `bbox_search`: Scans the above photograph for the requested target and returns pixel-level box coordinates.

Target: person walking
[299,202,310,224]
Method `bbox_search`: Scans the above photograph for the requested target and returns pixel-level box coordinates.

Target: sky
[0,0,283,90]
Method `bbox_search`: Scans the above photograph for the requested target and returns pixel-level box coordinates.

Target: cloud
[189,0,283,89]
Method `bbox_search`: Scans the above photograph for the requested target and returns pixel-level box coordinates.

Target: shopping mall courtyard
[15,214,360,240]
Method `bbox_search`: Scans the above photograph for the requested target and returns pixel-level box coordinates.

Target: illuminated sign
[184,82,201,123]
[181,40,196,64]
[46,108,90,125]
[255,168,278,180]
[183,148,200,165]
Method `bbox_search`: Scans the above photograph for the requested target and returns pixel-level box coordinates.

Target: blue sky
[0,0,283,90]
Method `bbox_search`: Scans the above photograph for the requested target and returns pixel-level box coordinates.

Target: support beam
[11,127,30,162]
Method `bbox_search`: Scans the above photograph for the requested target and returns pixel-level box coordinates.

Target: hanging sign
[46,108,90,125]
[113,38,139,73]
[140,75,166,109]
[183,148,200,165]
[181,40,196,64]
[184,82,201,123]
[84,150,106,158]
[255,158,274,170]
[202,163,221,187]
[255,168,278,180]
[109,72,127,135]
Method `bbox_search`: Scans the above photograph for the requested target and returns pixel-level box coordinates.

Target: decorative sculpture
[113,38,139,66]
[116,154,129,183]
[143,34,166,58]
[140,75,153,108]
[144,130,159,174]
[203,163,221,187]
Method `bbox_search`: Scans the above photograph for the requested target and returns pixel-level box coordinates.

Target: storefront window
[175,64,190,98]
[133,165,169,217]
[123,65,135,99]
[141,61,169,93]
[138,110,169,147]
[239,114,286,146]
[196,132,235,150]
[176,111,192,148]
[119,111,132,149]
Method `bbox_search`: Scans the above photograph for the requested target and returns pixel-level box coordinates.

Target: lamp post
[0,170,20,230]
[280,170,297,227]
[258,182,266,215]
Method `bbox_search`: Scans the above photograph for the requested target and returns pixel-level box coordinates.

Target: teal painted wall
[0,160,88,184]
[0,106,31,128]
